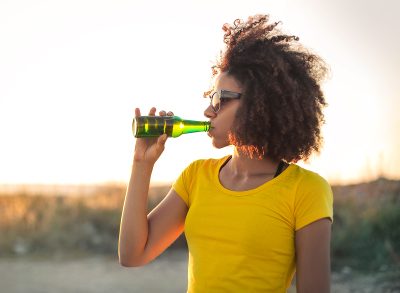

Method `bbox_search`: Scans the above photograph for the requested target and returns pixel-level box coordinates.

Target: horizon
[1,175,398,197]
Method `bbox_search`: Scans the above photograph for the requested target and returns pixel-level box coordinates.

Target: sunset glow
[0,0,399,186]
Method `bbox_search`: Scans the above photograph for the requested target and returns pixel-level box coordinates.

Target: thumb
[156,134,168,148]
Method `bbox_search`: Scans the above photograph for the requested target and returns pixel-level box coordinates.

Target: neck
[227,148,280,177]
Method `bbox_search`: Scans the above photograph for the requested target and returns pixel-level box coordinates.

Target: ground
[0,250,399,293]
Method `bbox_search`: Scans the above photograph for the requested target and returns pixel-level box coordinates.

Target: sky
[0,0,399,186]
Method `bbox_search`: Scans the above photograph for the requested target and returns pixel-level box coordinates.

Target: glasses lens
[211,92,220,112]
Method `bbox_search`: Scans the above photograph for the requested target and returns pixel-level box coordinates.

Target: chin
[210,137,230,149]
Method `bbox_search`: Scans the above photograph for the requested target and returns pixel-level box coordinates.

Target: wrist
[129,161,154,187]
[131,161,155,182]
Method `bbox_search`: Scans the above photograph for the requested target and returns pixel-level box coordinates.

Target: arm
[118,107,188,267]
[295,218,332,293]
[119,177,187,266]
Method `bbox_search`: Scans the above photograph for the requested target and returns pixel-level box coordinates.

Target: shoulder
[290,165,334,230]
[289,164,333,211]
[173,156,229,206]
[175,156,229,185]
[184,156,230,173]
[289,164,331,192]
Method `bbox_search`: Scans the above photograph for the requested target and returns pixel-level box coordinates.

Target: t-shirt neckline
[215,155,295,196]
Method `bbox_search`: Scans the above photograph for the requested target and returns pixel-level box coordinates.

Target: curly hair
[210,14,329,163]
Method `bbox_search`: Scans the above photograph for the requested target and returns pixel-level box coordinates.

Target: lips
[207,127,214,137]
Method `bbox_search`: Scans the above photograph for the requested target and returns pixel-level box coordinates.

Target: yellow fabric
[173,156,333,293]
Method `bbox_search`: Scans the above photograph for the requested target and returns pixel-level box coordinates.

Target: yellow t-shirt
[173,156,333,293]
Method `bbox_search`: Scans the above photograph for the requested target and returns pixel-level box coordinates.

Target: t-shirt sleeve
[294,172,334,231]
[172,160,198,207]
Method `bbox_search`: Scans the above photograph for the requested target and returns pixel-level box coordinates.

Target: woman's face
[204,72,242,149]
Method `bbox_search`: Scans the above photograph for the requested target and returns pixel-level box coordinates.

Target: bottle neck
[180,119,211,135]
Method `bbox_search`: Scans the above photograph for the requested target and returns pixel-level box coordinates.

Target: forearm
[118,161,154,266]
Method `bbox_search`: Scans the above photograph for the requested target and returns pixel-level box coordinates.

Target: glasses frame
[209,90,242,113]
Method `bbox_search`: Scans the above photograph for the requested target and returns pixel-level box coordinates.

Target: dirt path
[0,250,398,293]
[0,251,187,293]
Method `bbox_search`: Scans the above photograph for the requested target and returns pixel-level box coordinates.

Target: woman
[119,14,333,292]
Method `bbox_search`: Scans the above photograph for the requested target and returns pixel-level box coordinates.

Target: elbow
[119,256,142,267]
[118,251,147,267]
[119,259,141,267]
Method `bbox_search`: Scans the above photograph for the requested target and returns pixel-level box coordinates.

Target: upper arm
[295,218,332,293]
[141,188,188,263]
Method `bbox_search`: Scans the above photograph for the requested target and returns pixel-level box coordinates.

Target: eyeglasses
[208,90,242,113]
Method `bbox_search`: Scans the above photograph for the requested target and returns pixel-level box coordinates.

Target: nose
[204,104,216,119]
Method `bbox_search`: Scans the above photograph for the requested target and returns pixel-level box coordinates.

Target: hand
[133,107,174,164]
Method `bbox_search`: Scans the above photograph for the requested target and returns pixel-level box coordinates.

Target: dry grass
[0,179,399,276]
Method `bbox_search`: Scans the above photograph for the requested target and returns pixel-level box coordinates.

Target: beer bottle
[132,116,211,138]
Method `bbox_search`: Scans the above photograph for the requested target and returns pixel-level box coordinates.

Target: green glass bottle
[132,116,211,138]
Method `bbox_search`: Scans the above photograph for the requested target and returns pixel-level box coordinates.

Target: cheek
[216,115,235,131]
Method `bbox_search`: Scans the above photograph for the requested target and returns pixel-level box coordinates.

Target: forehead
[214,72,242,93]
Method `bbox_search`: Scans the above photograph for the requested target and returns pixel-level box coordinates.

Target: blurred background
[0,0,399,292]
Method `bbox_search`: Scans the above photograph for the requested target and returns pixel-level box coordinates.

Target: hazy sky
[1,0,399,185]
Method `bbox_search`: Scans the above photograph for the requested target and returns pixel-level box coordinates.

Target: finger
[157,134,168,147]
[167,111,174,116]
[159,110,166,116]
[135,108,141,117]
[148,107,157,116]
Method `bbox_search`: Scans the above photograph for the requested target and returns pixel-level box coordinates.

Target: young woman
[119,14,333,293]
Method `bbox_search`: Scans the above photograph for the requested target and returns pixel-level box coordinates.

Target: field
[0,179,399,292]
